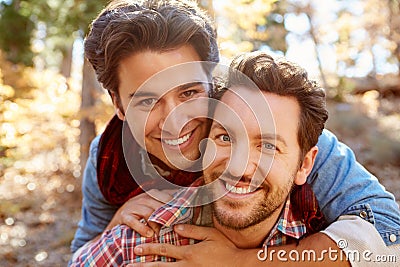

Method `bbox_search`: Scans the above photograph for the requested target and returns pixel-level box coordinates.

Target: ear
[110,91,125,120]
[294,146,318,185]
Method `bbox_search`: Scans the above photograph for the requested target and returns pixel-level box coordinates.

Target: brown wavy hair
[215,51,328,158]
[84,0,218,106]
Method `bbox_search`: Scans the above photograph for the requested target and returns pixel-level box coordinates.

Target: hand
[127,224,246,267]
[106,189,176,237]
[126,226,350,267]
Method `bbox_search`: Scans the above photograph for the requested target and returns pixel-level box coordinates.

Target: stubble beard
[207,171,295,231]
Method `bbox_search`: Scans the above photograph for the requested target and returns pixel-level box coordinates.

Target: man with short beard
[201,51,330,248]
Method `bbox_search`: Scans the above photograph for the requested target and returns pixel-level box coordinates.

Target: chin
[162,153,200,171]
[212,203,260,230]
[211,191,280,231]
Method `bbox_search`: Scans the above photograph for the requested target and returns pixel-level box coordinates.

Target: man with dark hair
[71,0,219,252]
[71,52,399,266]
[71,0,400,264]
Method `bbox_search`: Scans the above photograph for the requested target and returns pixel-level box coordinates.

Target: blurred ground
[326,93,400,200]
[0,94,399,266]
[0,171,81,266]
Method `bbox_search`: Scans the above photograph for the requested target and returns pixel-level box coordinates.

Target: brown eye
[181,90,197,98]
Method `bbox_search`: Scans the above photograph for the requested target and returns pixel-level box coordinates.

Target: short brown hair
[85,0,218,98]
[215,51,328,158]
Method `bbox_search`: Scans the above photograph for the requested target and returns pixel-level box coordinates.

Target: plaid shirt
[70,180,323,266]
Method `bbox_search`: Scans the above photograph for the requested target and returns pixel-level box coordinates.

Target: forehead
[137,62,209,98]
[118,45,206,94]
[214,87,300,143]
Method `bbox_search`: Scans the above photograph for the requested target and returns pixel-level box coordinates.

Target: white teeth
[225,182,251,194]
[163,132,191,146]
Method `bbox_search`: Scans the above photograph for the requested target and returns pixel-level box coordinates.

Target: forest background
[0,0,399,266]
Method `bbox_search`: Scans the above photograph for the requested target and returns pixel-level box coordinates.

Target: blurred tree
[261,1,289,52]
[21,0,107,74]
[213,0,286,58]
[0,0,108,173]
[285,1,329,89]
[0,1,35,66]
[26,0,107,172]
[304,4,328,89]
[335,0,400,76]
[197,0,215,18]
[332,0,399,97]
[280,0,398,97]
[388,0,400,75]
[32,0,107,170]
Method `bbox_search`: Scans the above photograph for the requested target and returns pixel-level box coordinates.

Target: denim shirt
[70,129,400,253]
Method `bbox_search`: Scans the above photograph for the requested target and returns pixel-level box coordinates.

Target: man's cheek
[201,138,218,171]
[127,114,149,148]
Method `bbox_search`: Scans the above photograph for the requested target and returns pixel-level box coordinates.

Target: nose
[226,143,258,179]
[158,99,190,136]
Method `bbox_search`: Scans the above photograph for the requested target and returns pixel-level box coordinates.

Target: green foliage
[27,0,107,37]
[261,4,288,52]
[0,2,35,66]
[216,0,286,58]
[332,76,356,102]
[37,0,107,70]
[0,199,33,216]
[0,0,107,67]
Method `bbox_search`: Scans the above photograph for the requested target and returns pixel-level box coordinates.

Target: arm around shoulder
[309,129,400,245]
[322,215,400,267]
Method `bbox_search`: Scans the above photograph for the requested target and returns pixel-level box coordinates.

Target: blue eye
[218,134,231,142]
[262,143,276,150]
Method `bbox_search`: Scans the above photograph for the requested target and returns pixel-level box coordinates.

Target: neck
[213,203,284,249]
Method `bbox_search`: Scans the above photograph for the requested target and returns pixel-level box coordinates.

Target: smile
[162,132,192,146]
[224,182,252,194]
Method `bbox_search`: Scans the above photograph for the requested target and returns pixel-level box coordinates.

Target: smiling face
[203,87,318,231]
[116,45,210,170]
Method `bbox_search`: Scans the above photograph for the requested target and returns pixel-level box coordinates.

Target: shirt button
[389,234,397,243]
[359,211,367,219]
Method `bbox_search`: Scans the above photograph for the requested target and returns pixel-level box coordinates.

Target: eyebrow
[211,123,287,147]
[130,91,158,98]
[130,81,207,98]
[177,81,207,91]
[210,122,227,132]
[258,133,287,147]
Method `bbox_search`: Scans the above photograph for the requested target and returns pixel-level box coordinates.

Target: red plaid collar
[148,178,204,229]
[265,183,328,246]
[277,197,307,238]
[264,197,307,246]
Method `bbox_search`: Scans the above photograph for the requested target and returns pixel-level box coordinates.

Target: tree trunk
[79,58,97,175]
[60,44,73,78]
[388,0,400,76]
[305,9,329,90]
